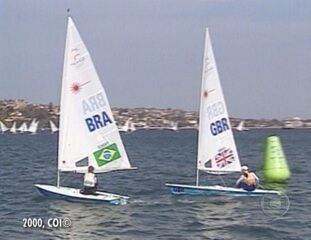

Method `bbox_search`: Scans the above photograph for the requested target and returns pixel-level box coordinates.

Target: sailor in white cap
[235,165,259,191]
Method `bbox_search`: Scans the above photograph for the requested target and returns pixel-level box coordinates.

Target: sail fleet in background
[0,119,42,134]
[0,118,181,134]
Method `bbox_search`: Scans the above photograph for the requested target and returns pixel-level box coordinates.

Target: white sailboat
[10,122,17,134]
[168,121,178,131]
[17,122,28,133]
[49,120,59,133]
[35,16,135,204]
[129,119,136,132]
[28,119,39,134]
[118,119,130,133]
[166,29,279,196]
[0,121,9,133]
[236,120,249,131]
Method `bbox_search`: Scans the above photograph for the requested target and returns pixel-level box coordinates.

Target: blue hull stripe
[166,184,279,197]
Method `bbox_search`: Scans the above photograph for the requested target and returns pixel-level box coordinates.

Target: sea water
[0,129,310,239]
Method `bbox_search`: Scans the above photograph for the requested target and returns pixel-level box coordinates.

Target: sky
[0,0,310,119]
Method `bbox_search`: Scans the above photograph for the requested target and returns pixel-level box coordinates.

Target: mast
[57,170,60,187]
[57,9,71,187]
[196,29,209,186]
[196,169,199,186]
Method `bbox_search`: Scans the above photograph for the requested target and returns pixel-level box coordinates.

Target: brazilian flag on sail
[93,143,121,167]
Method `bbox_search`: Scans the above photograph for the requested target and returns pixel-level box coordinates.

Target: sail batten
[197,29,241,173]
[58,17,132,173]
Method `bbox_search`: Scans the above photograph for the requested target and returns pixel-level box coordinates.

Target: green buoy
[262,135,291,183]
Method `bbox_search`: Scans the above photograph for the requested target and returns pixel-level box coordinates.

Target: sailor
[235,165,259,191]
[81,166,98,195]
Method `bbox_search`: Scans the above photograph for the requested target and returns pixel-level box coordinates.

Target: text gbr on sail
[82,92,112,132]
[207,101,230,136]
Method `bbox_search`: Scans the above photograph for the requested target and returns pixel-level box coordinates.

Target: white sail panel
[28,119,39,134]
[0,121,9,132]
[18,122,28,132]
[197,29,241,173]
[49,120,58,133]
[119,119,129,132]
[10,122,17,133]
[129,120,136,132]
[236,120,244,131]
[58,17,132,173]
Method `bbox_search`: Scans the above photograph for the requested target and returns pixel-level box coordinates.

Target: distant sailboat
[236,120,249,131]
[17,122,28,133]
[0,121,9,133]
[10,122,17,134]
[35,16,135,204]
[49,120,59,133]
[166,29,279,196]
[168,121,178,131]
[129,120,136,132]
[119,119,130,133]
[28,119,39,134]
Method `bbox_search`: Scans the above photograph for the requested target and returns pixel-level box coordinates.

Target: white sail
[58,17,132,173]
[10,122,17,134]
[18,122,28,132]
[119,119,131,132]
[236,120,248,131]
[237,120,246,131]
[119,119,130,132]
[197,29,241,174]
[0,121,9,133]
[169,121,178,131]
[236,120,244,131]
[49,120,59,133]
[28,119,39,134]
[129,120,136,132]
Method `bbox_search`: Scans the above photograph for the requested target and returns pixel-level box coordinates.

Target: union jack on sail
[215,147,234,168]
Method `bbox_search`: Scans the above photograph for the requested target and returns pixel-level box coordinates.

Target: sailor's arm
[252,172,259,184]
[235,175,243,187]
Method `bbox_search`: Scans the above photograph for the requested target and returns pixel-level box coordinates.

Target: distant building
[5,111,25,122]
[283,117,304,129]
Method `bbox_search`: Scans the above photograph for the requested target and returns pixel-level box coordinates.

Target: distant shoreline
[0,99,310,129]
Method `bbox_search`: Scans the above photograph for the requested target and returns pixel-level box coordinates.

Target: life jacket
[243,171,256,186]
[84,172,96,187]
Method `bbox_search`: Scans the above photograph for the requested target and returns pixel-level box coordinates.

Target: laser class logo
[203,88,215,99]
[70,82,81,94]
[93,143,121,167]
[70,81,90,94]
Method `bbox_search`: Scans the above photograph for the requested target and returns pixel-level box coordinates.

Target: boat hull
[35,184,129,205]
[165,183,280,196]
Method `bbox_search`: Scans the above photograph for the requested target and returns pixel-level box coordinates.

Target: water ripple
[0,129,310,239]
